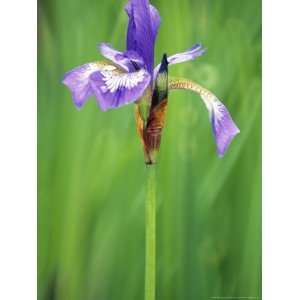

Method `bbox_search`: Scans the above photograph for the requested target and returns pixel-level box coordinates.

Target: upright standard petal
[89,67,151,111]
[149,4,161,38]
[168,78,240,157]
[153,44,206,79]
[125,0,161,73]
[98,43,145,72]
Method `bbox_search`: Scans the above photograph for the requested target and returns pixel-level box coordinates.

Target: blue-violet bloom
[62,0,240,164]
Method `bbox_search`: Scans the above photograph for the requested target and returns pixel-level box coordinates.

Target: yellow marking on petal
[168,78,213,110]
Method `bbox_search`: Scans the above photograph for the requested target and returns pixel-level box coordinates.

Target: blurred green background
[38,0,261,299]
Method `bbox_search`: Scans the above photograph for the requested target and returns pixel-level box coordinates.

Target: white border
[263,0,300,299]
[0,0,300,299]
[0,0,37,299]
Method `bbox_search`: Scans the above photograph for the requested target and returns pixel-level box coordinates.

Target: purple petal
[210,100,240,157]
[98,43,145,72]
[98,43,131,72]
[153,44,206,79]
[149,4,161,38]
[62,62,102,109]
[168,44,206,65]
[125,0,160,73]
[89,68,151,111]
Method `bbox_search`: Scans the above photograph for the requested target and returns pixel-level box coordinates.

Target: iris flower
[62,0,240,164]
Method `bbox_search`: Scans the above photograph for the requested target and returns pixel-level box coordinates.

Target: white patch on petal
[102,65,117,71]
[62,62,123,107]
[100,69,146,93]
[82,63,102,76]
[197,88,217,112]
[211,100,225,120]
[71,62,113,83]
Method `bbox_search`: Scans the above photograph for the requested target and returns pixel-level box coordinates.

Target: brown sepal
[135,99,168,165]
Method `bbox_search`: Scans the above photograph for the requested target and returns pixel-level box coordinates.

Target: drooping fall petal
[62,62,106,109]
[209,100,240,156]
[62,61,150,111]
[89,67,151,111]
[168,78,240,156]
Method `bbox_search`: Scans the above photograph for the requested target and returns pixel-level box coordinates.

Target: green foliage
[38,0,261,299]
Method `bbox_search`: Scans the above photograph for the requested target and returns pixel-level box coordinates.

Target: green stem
[145,166,156,300]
